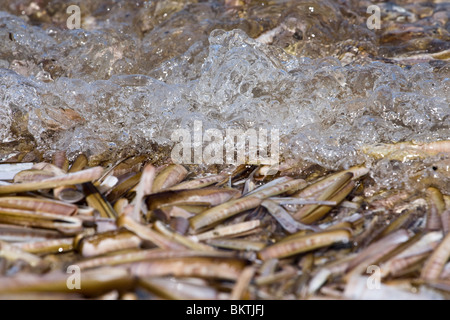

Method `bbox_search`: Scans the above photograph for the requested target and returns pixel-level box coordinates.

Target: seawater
[0,0,448,191]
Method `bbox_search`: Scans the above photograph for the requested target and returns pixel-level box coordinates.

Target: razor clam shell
[0,167,104,195]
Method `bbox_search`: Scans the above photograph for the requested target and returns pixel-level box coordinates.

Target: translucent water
[0,1,449,191]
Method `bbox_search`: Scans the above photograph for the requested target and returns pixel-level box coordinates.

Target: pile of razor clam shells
[0,143,449,300]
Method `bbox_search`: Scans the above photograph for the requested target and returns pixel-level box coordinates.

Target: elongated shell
[0,197,77,216]
[129,257,245,280]
[421,232,450,281]
[0,167,104,195]
[167,174,226,191]
[77,230,142,258]
[190,197,262,231]
[152,164,188,193]
[146,188,240,211]
[258,229,351,260]
[426,187,445,231]
[0,267,134,296]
